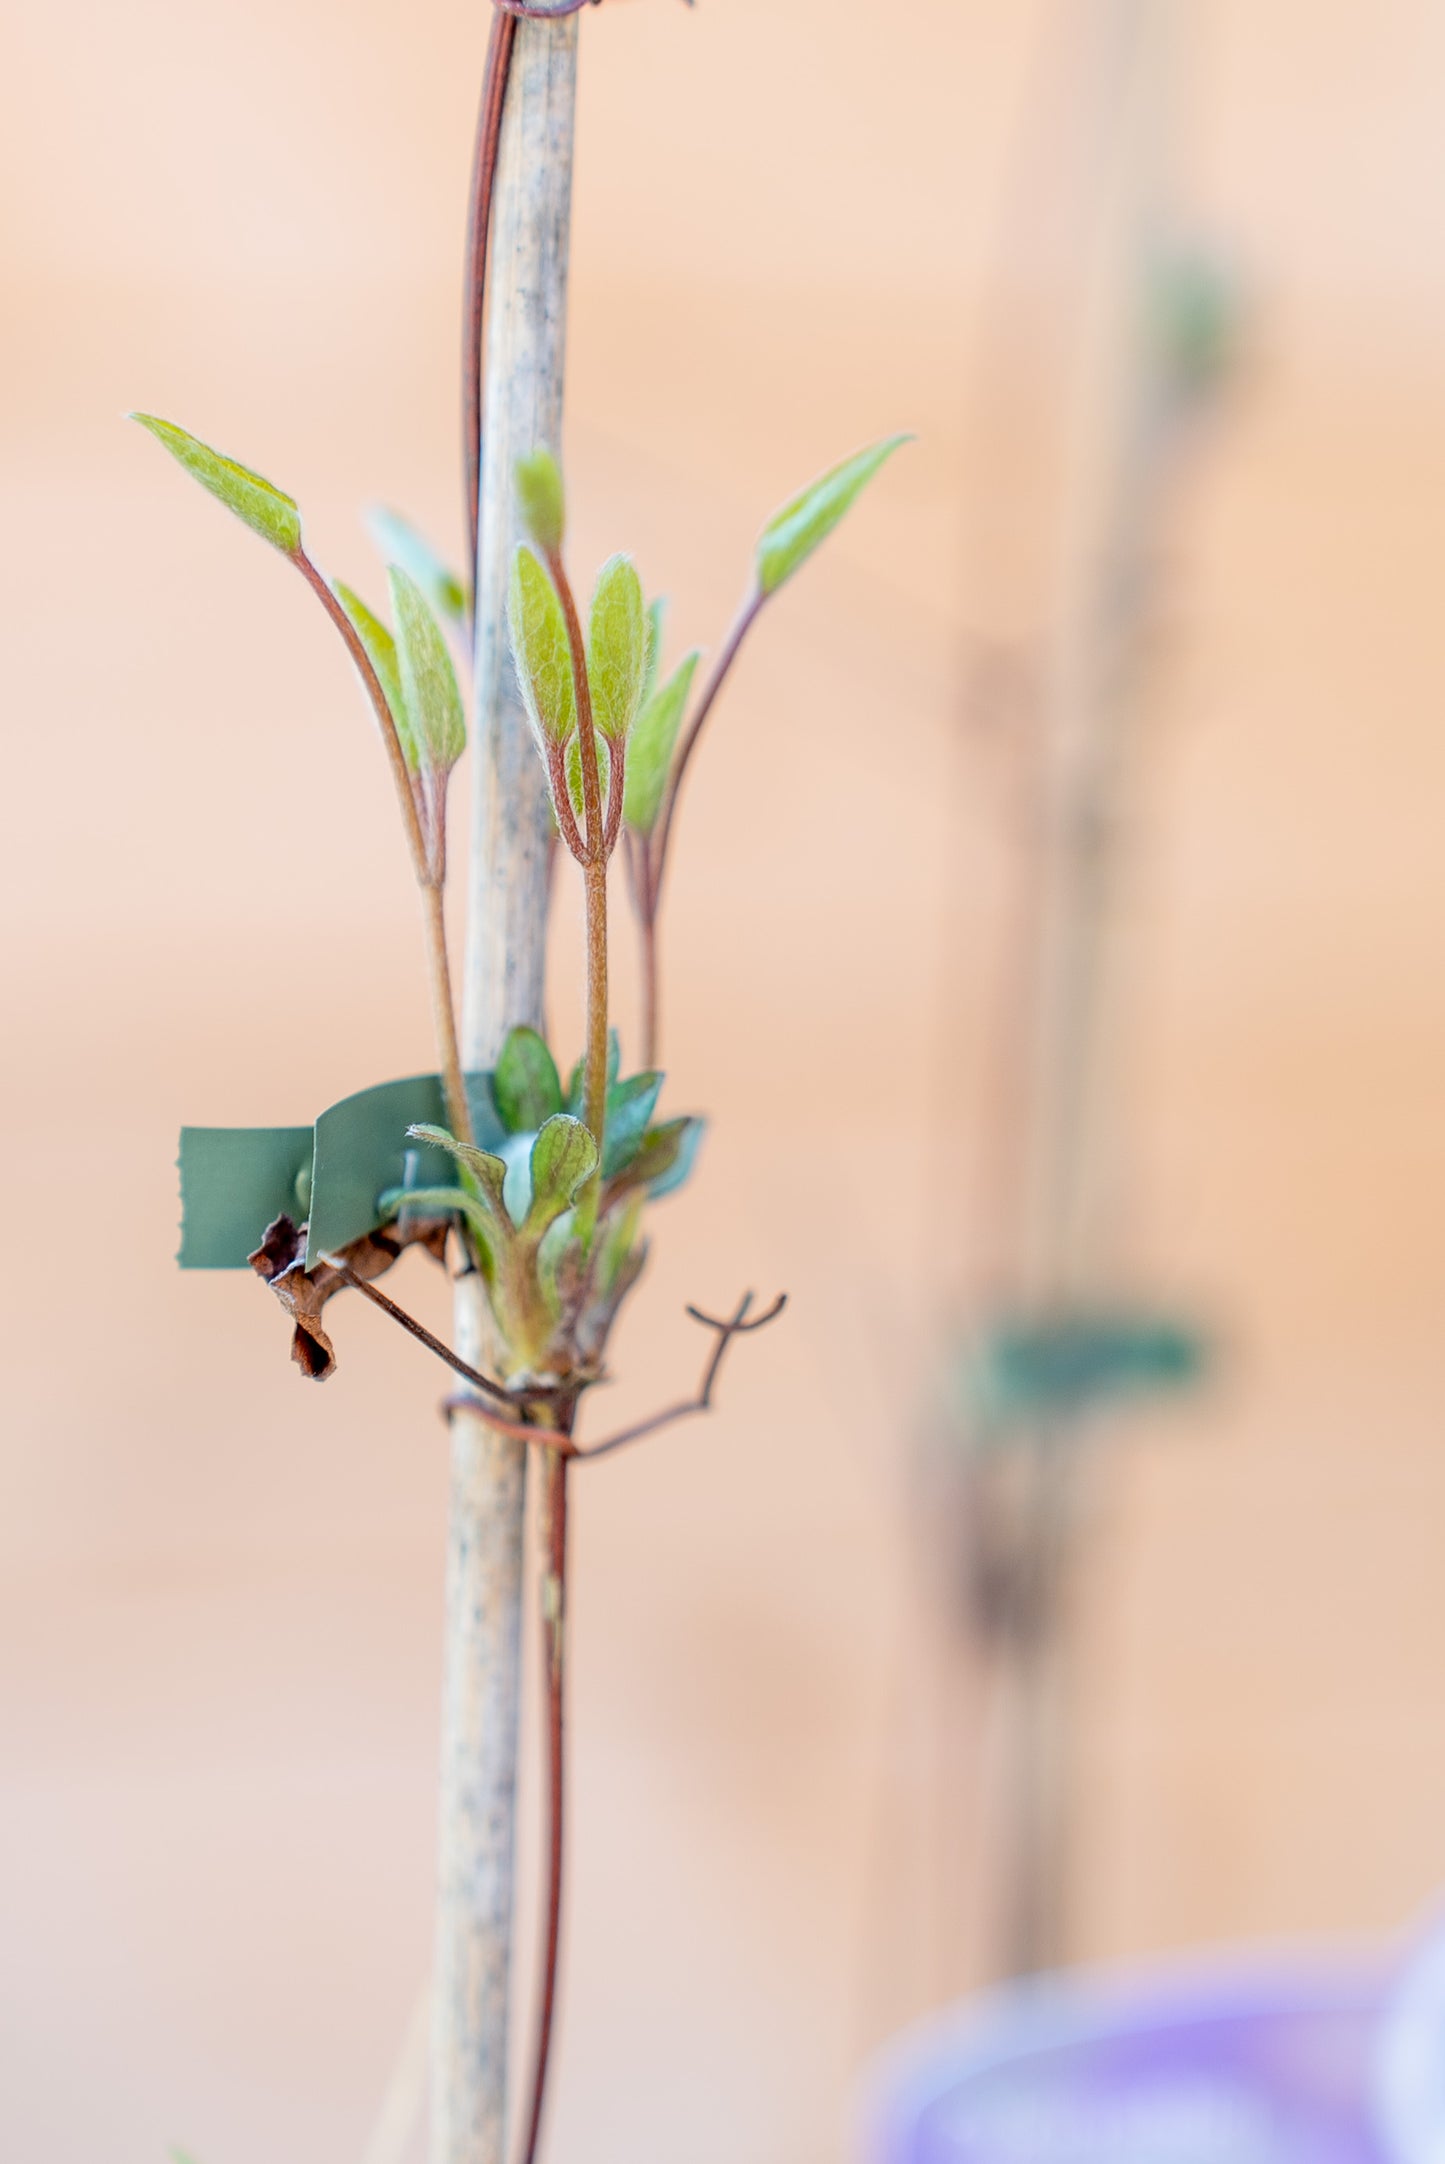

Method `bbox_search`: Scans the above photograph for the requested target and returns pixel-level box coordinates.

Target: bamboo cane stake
[995,0,1177,1975]
[433,20,579,2164]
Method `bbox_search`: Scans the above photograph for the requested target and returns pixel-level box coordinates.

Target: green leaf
[605,1115,704,1204]
[526,1115,599,1231]
[377,1181,495,1253]
[567,1032,620,1115]
[970,1313,1207,1429]
[623,651,699,834]
[537,1207,580,1315]
[405,1122,507,1213]
[493,1026,563,1133]
[508,545,576,749]
[131,412,302,555]
[595,1190,646,1298]
[1152,249,1238,406]
[586,553,648,744]
[602,1070,663,1178]
[642,596,666,705]
[754,433,910,597]
[644,1114,704,1199]
[515,450,565,555]
[334,582,419,771]
[366,505,467,624]
[390,567,466,771]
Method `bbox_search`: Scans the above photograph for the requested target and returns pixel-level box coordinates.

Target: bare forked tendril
[322,1251,786,1460]
[445,1290,789,1456]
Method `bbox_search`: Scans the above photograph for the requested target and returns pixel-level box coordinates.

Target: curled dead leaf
[248,1212,451,1379]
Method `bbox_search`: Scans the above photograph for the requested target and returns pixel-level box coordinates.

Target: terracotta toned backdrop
[5,2,1445,2159]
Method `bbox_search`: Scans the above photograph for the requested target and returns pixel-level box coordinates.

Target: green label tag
[177,1125,314,1269]
[968,1311,1208,1431]
[178,1071,504,1271]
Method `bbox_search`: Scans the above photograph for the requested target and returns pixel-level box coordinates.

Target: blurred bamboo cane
[947,0,1229,1978]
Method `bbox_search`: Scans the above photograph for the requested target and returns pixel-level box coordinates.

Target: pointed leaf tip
[130,412,302,556]
[529,1114,599,1221]
[389,567,466,771]
[587,553,647,745]
[405,1121,508,1210]
[754,432,912,596]
[515,449,565,555]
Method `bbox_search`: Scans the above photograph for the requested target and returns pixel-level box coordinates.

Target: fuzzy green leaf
[515,450,565,555]
[754,433,910,597]
[1152,250,1238,406]
[605,1115,704,1204]
[623,650,699,834]
[131,412,302,555]
[527,1115,599,1230]
[644,1115,705,1199]
[390,567,466,772]
[602,1071,663,1177]
[642,597,666,705]
[586,553,648,745]
[377,1181,495,1251]
[494,1026,563,1133]
[334,583,419,771]
[536,1207,580,1316]
[405,1122,508,1213]
[508,545,576,749]
[366,506,467,624]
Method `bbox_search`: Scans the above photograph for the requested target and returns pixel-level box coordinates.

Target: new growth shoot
[137,386,905,2163]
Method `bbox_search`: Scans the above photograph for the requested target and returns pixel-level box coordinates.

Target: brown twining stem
[545,741,587,861]
[519,1429,571,2164]
[493,0,604,16]
[601,741,628,858]
[442,1289,785,2164]
[465,4,624,599]
[462,5,517,606]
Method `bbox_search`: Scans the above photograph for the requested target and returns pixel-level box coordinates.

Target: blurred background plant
[915,0,1243,1983]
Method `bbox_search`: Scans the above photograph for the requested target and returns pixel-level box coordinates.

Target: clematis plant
[136,395,904,2156]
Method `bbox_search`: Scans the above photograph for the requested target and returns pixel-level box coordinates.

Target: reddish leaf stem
[545,549,610,1177]
[293,549,472,1144]
[518,1439,570,2164]
[463,8,517,606]
[647,586,764,917]
[637,586,766,1064]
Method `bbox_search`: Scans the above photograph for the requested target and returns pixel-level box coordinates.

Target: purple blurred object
[870,1955,1395,2164]
[1376,1922,1445,2164]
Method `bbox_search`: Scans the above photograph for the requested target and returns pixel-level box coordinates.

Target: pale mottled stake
[433,19,579,2164]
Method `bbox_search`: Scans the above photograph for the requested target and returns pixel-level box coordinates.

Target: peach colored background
[5,2,1445,2160]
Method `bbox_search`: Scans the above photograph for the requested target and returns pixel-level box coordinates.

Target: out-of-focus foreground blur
[5,3,1445,2160]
